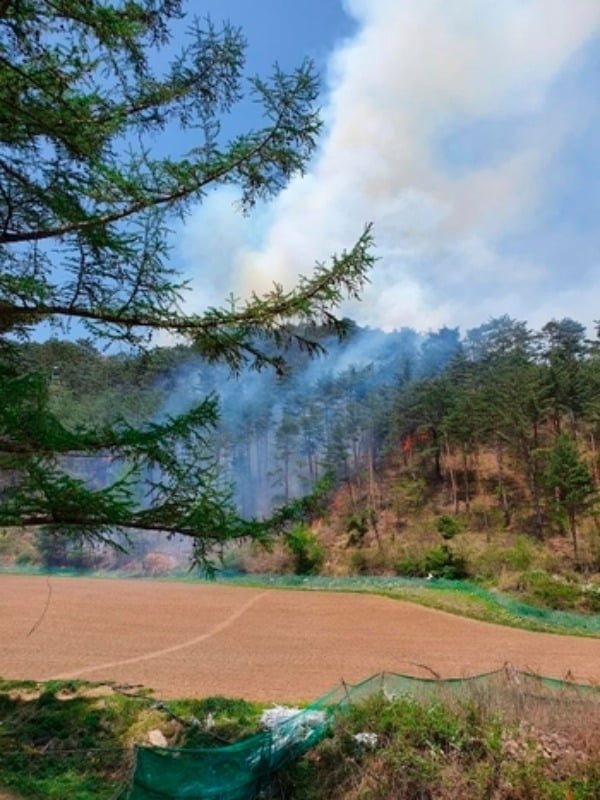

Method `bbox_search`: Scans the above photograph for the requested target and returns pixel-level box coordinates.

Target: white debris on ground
[203,712,215,730]
[147,729,168,747]
[260,706,327,749]
[261,706,303,728]
[261,706,326,730]
[352,732,379,748]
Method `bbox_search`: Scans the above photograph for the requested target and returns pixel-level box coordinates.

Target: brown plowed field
[1,574,599,701]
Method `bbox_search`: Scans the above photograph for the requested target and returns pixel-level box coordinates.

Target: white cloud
[180,0,600,332]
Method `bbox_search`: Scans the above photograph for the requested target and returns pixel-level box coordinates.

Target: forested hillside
[4,313,600,609]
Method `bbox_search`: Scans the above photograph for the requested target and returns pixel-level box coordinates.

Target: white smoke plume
[180,0,600,331]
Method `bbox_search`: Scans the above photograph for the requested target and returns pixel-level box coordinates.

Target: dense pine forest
[4,313,600,611]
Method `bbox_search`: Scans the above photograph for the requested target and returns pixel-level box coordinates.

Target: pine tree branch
[0,2,374,566]
[0,105,301,245]
[1,226,373,336]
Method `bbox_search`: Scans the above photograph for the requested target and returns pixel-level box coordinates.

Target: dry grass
[278,670,600,799]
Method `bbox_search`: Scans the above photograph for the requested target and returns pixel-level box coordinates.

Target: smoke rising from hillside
[153,322,461,527]
[180,0,600,332]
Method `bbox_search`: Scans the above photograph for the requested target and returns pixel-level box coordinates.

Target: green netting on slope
[123,684,341,800]
[122,669,600,800]
[224,574,600,635]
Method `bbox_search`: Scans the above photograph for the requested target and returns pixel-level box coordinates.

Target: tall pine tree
[0,1,373,568]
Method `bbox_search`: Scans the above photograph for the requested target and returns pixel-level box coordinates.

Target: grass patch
[0,681,143,799]
[277,681,600,799]
[224,574,600,638]
[0,680,264,799]
[165,695,264,748]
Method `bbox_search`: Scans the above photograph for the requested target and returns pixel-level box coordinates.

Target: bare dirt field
[1,574,599,701]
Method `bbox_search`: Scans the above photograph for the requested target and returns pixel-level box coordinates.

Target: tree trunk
[527,462,544,539]
[432,428,443,482]
[444,433,459,513]
[462,449,470,514]
[367,446,383,552]
[495,441,511,529]
[590,432,600,486]
[474,448,490,535]
[569,509,579,564]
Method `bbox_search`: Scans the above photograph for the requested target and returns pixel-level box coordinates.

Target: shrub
[347,547,389,575]
[472,536,535,580]
[424,545,468,580]
[394,555,425,578]
[582,584,600,613]
[345,509,376,547]
[392,477,428,521]
[436,515,462,540]
[394,546,468,580]
[518,571,581,610]
[347,549,370,575]
[285,525,324,575]
[503,536,535,571]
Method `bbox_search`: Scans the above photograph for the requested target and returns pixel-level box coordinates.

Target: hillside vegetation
[3,315,600,613]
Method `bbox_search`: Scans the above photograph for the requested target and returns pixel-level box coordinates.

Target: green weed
[277,688,600,799]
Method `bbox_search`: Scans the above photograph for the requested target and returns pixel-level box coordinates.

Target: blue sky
[176,1,600,334]
[196,0,355,73]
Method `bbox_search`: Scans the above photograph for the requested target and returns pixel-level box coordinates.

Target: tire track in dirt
[47,590,269,680]
[3,576,599,700]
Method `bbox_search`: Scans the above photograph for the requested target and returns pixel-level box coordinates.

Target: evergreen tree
[418,326,461,378]
[474,324,547,535]
[409,377,456,483]
[543,434,596,562]
[0,1,373,567]
[540,318,587,433]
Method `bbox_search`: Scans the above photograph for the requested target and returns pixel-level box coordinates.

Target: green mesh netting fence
[122,668,600,800]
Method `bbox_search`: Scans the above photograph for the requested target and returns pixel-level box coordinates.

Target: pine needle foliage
[0,0,374,567]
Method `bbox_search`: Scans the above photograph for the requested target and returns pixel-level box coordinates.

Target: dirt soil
[1,574,599,702]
